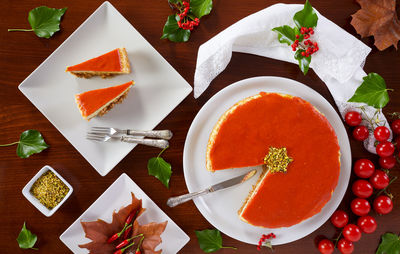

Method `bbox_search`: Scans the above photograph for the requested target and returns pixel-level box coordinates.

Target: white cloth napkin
[193,3,392,153]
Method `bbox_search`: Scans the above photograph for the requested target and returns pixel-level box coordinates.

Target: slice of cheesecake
[66,48,130,78]
[75,81,134,121]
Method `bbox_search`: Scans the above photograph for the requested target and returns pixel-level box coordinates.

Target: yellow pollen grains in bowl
[30,170,69,209]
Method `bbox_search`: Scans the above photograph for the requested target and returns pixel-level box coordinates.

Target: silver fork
[86,133,169,149]
[89,127,173,140]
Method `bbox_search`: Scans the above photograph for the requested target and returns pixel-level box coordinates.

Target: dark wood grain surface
[1,0,399,253]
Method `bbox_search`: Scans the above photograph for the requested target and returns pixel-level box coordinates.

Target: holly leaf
[293,0,318,29]
[147,153,172,188]
[17,222,38,250]
[190,0,213,19]
[17,130,49,158]
[272,25,302,46]
[351,0,400,50]
[348,73,391,109]
[161,14,191,42]
[294,49,311,75]
[376,233,400,254]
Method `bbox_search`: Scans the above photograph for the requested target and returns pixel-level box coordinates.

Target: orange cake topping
[66,48,130,78]
[206,92,340,228]
[67,49,122,72]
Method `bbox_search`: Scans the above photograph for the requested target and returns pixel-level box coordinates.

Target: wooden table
[1,0,399,253]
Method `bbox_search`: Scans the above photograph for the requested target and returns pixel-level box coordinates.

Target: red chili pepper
[113,250,123,254]
[125,210,137,225]
[107,233,120,243]
[116,239,131,249]
[123,224,133,239]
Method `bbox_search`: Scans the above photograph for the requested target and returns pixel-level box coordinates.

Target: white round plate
[183,76,351,245]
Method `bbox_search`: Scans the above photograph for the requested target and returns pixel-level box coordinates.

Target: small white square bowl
[22,165,73,217]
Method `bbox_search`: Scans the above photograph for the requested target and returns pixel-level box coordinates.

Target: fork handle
[121,136,169,149]
[127,130,173,140]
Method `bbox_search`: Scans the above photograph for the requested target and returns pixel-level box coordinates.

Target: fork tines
[86,133,109,142]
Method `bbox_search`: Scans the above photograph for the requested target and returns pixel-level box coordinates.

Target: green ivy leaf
[17,222,38,250]
[8,6,67,38]
[190,0,213,19]
[28,6,67,38]
[376,233,400,254]
[348,73,392,109]
[272,25,302,46]
[17,130,49,158]
[0,130,49,158]
[293,0,318,29]
[294,49,311,75]
[147,148,172,188]
[195,229,236,253]
[161,14,191,42]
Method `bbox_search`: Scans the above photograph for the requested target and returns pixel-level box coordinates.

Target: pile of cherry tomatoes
[317,111,400,254]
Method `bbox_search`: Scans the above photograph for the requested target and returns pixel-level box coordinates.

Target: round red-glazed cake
[206,92,340,228]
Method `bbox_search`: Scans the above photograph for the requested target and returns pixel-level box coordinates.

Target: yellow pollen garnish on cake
[263,147,293,173]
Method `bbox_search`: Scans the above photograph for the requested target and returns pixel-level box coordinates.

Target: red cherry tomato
[338,238,354,254]
[370,170,389,190]
[351,198,371,216]
[357,215,377,234]
[379,156,396,169]
[353,159,375,178]
[373,195,393,215]
[391,119,400,134]
[330,210,349,228]
[352,180,373,198]
[353,126,369,141]
[374,126,391,142]
[318,239,334,254]
[345,111,362,126]
[343,224,362,242]
[376,141,395,157]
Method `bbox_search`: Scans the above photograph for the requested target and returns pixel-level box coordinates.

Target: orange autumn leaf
[350,0,400,50]
[79,193,167,254]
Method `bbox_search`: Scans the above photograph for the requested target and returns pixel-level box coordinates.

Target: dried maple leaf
[79,193,167,254]
[351,0,400,50]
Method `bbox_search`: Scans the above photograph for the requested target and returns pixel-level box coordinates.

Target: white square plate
[18,1,192,176]
[60,173,189,253]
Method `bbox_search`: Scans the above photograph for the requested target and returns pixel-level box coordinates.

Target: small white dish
[22,165,73,217]
[183,76,351,245]
[60,173,189,253]
[18,1,192,176]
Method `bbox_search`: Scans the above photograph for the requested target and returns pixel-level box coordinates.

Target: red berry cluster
[257,233,276,251]
[177,1,199,30]
[291,27,319,57]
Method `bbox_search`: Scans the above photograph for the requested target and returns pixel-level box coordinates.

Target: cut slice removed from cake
[75,81,134,121]
[66,48,130,78]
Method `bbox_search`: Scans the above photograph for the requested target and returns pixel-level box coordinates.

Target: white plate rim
[183,76,351,245]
